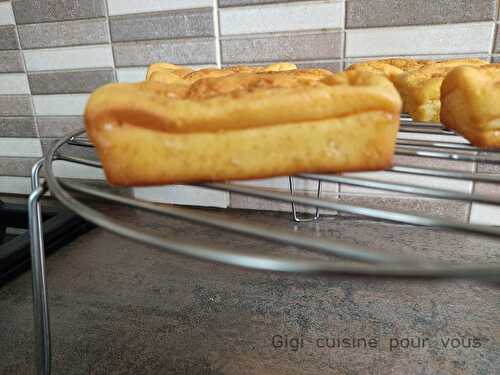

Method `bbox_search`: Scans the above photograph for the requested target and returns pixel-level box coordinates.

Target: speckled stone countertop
[0,204,499,374]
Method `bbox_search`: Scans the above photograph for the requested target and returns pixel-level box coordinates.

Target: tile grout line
[342,0,347,70]
[213,0,222,68]
[489,17,497,53]
[339,1,347,201]
[10,3,39,141]
[103,0,118,82]
[490,22,498,61]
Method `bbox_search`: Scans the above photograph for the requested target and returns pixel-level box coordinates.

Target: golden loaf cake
[393,58,488,122]
[347,58,432,83]
[84,66,402,186]
[440,64,500,148]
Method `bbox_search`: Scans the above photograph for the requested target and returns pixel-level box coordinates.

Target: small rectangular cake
[440,64,500,148]
[84,64,402,186]
[393,59,488,122]
[347,58,431,83]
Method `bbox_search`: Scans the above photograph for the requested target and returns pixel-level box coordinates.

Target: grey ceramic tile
[0,157,38,176]
[394,154,475,172]
[0,95,33,116]
[0,137,42,157]
[473,156,500,197]
[222,60,342,72]
[235,176,337,192]
[346,0,496,28]
[471,152,500,226]
[492,55,500,62]
[18,18,109,49]
[0,51,24,73]
[0,1,15,25]
[221,31,342,64]
[340,173,472,197]
[229,190,338,215]
[473,180,500,199]
[346,23,494,57]
[0,117,36,136]
[469,202,500,225]
[23,45,114,72]
[36,116,84,137]
[32,94,89,116]
[113,37,216,67]
[41,138,97,160]
[109,8,213,43]
[337,194,470,223]
[219,0,302,6]
[107,1,213,16]
[28,69,114,95]
[219,1,344,35]
[0,25,19,50]
[294,60,342,72]
[12,0,106,24]
[0,73,30,95]
[0,176,31,193]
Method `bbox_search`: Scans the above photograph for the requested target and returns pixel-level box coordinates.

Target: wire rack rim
[41,128,500,282]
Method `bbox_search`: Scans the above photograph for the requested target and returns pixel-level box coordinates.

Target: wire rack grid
[27,117,500,374]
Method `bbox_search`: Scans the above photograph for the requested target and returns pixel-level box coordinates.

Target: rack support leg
[28,158,51,375]
[289,176,322,222]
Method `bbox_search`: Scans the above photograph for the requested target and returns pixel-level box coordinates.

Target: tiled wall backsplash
[0,0,499,222]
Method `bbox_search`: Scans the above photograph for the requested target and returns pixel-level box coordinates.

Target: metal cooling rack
[27,118,500,375]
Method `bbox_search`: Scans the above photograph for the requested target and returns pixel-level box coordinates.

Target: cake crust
[146,62,298,85]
